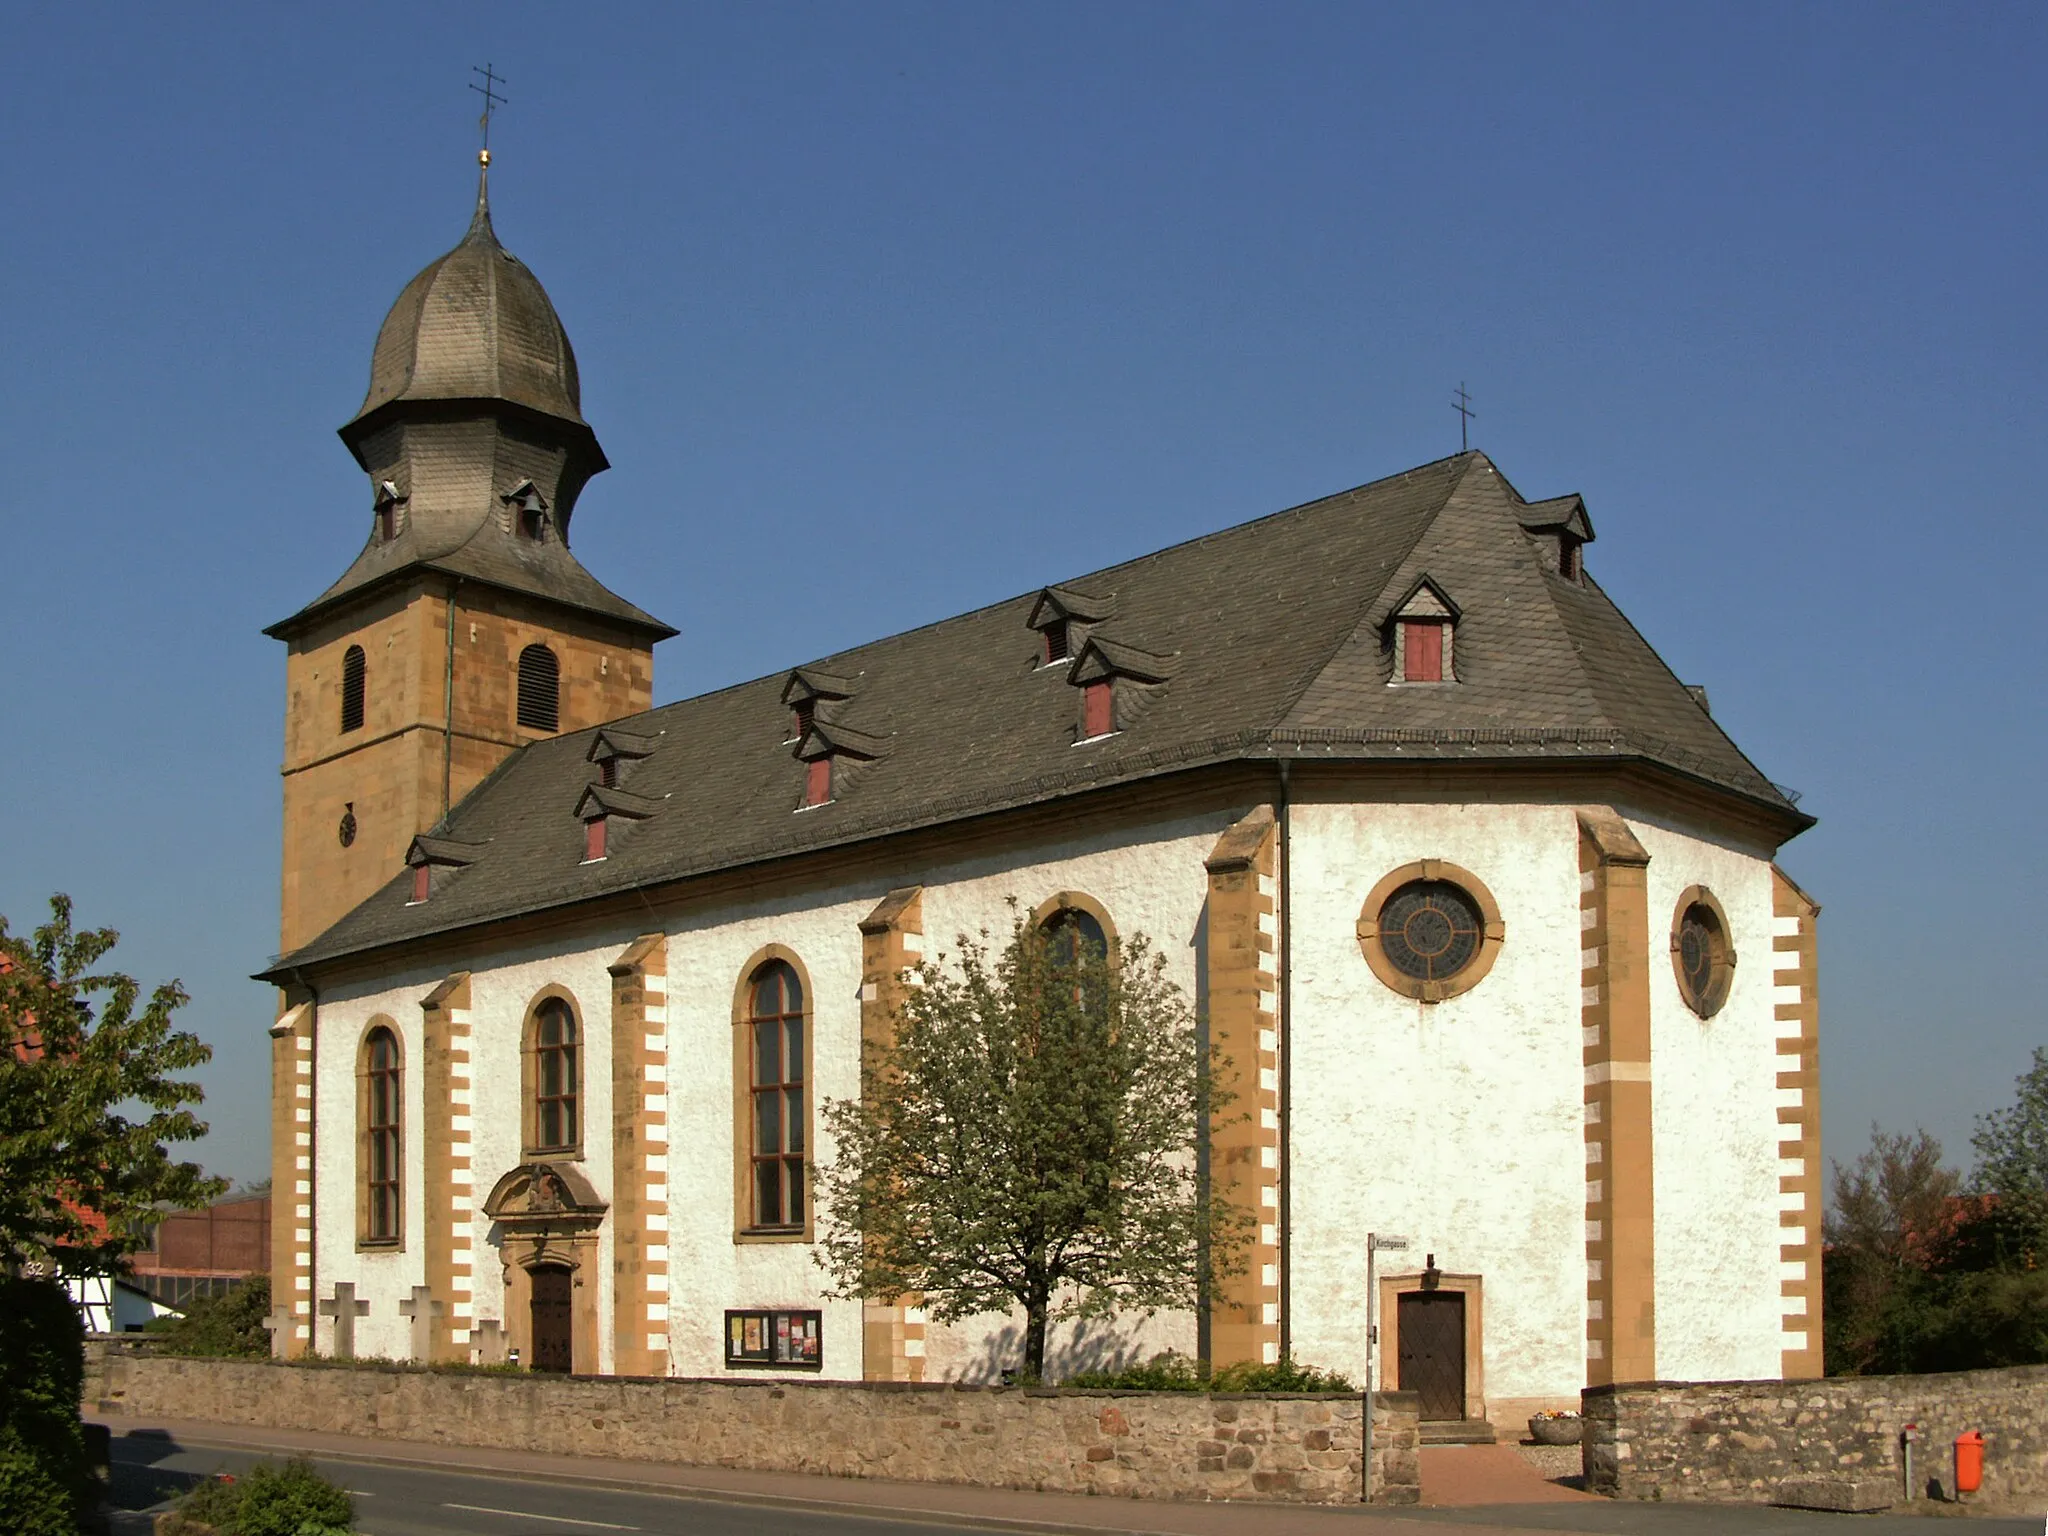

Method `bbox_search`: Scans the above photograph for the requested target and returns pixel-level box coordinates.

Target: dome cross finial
[467,63,507,235]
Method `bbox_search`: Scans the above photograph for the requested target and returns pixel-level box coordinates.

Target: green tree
[1822,1126,1959,1375]
[0,894,225,1272]
[817,917,1248,1382]
[1973,1046,2048,1207]
[146,1274,272,1359]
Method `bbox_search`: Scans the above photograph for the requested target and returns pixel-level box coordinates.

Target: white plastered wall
[1633,818,1785,1382]
[313,807,1231,1380]
[1286,801,1589,1408]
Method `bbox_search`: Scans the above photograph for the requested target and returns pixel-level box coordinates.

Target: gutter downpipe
[1277,757,1293,1366]
[290,967,319,1353]
[442,579,462,821]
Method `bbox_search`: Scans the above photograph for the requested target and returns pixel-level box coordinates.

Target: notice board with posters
[724,1308,823,1369]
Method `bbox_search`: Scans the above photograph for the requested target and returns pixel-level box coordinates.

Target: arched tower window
[746,961,806,1231]
[340,645,367,734]
[517,644,560,731]
[360,1025,402,1244]
[529,998,579,1154]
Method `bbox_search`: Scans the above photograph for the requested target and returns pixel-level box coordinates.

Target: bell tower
[268,155,674,956]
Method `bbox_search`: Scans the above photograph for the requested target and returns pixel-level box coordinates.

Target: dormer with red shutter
[1068,635,1175,742]
[1387,578,1460,685]
[781,667,860,743]
[574,782,664,863]
[1027,585,1114,668]
[793,719,889,810]
[587,726,658,788]
[1517,493,1594,584]
[404,834,485,905]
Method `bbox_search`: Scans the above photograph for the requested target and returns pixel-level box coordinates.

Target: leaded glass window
[533,999,578,1152]
[364,1027,401,1243]
[1378,880,1484,983]
[749,962,805,1229]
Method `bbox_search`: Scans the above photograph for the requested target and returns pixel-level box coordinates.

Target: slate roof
[268,451,1808,975]
[265,171,672,642]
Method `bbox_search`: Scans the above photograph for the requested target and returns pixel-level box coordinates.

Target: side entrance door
[1397,1290,1466,1420]
[530,1264,574,1374]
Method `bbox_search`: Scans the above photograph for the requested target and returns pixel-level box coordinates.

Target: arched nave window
[359,1024,402,1245]
[527,997,580,1156]
[745,960,807,1232]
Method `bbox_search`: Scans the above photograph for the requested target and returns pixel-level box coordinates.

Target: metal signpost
[1363,1232,1410,1503]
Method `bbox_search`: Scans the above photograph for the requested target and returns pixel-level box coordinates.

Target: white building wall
[1287,801,1588,1409]
[304,794,1792,1390]
[1634,818,1786,1382]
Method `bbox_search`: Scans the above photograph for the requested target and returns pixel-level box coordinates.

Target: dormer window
[1516,492,1594,587]
[404,834,484,906]
[1387,578,1459,686]
[1028,585,1112,669]
[1083,679,1113,738]
[1401,621,1446,682]
[782,666,858,744]
[586,726,655,793]
[504,480,550,542]
[574,779,661,862]
[1068,635,1173,743]
[791,717,886,811]
[374,482,406,544]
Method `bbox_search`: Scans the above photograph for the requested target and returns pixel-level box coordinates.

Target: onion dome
[350,164,584,428]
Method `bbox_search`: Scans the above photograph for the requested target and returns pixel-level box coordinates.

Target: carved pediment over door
[482,1161,609,1237]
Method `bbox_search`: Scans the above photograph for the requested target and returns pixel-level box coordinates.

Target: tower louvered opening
[340,645,366,733]
[518,644,561,731]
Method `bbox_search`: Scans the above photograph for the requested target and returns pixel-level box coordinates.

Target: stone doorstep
[1771,1477,1896,1514]
[1418,1419,1499,1446]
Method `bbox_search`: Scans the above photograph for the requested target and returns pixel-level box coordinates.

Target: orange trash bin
[1954,1430,1985,1495]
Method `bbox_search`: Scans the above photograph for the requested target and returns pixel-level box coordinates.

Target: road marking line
[442,1503,638,1530]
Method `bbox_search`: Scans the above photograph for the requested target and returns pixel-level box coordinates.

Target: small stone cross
[397,1285,443,1363]
[470,1317,507,1366]
[263,1306,300,1360]
[318,1282,370,1360]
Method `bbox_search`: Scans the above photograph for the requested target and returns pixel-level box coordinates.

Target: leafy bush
[0,1275,92,1536]
[1064,1350,1355,1392]
[1211,1356,1356,1393]
[176,1456,354,1536]
[147,1275,272,1359]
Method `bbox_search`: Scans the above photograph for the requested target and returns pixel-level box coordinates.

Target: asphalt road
[105,1425,2048,1536]
[109,1432,987,1536]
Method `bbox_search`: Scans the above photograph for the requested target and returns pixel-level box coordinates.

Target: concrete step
[1419,1418,1499,1446]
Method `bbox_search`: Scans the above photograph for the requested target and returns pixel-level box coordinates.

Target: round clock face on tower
[1357,861,1505,1003]
[338,806,357,848]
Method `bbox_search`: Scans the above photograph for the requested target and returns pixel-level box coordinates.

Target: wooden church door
[1397,1291,1466,1420]
[530,1265,574,1374]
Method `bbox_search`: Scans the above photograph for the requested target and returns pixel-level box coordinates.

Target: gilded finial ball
[480,148,491,168]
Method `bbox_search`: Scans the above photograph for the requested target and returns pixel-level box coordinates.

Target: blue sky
[2,4,2042,1190]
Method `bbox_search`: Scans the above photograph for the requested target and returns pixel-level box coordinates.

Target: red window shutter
[1084,679,1114,738]
[805,756,832,807]
[584,816,607,862]
[410,864,430,904]
[1403,621,1443,683]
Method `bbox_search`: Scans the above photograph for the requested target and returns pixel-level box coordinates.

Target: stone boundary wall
[1585,1367,2048,1508]
[86,1349,1420,1506]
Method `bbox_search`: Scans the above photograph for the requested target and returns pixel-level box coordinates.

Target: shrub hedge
[0,1275,92,1536]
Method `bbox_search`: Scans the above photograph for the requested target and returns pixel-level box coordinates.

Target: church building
[261,158,1823,1432]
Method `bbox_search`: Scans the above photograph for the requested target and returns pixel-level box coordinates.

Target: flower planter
[1528,1415,1583,1446]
